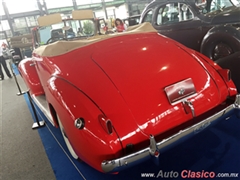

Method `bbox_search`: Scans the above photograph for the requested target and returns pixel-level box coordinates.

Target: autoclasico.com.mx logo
[141,170,239,179]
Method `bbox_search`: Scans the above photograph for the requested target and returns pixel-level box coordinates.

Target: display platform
[23,93,240,180]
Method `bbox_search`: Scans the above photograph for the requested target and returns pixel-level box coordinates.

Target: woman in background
[114,18,127,32]
[0,44,12,80]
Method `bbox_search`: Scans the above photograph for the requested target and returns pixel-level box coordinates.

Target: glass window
[26,16,39,27]
[14,18,27,29]
[209,0,232,11]
[179,4,194,21]
[142,10,153,23]
[5,30,13,38]
[0,22,12,38]
[13,28,29,36]
[0,20,10,31]
[156,3,179,25]
[38,19,95,45]
[203,0,240,13]
[81,20,95,36]
[0,32,6,40]
[12,18,29,35]
[156,3,194,25]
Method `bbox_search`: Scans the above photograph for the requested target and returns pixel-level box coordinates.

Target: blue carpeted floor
[23,92,240,180]
[11,62,19,75]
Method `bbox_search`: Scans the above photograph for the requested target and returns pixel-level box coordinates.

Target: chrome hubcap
[213,42,233,60]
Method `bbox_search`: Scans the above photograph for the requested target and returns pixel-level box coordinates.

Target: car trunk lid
[91,33,227,137]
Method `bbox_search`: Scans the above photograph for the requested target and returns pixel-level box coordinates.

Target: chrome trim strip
[32,95,55,126]
[235,95,240,108]
[149,134,159,157]
[101,94,240,173]
[183,100,196,117]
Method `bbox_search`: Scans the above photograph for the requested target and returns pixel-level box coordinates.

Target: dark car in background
[123,15,141,26]
[140,0,240,60]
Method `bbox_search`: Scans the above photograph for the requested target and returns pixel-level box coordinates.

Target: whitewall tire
[57,114,79,159]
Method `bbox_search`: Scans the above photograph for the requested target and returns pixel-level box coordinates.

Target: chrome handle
[183,100,196,117]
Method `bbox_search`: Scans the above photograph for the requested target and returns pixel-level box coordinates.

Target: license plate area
[165,78,196,105]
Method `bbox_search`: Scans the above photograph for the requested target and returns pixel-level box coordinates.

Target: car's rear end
[86,32,240,173]
[28,28,239,173]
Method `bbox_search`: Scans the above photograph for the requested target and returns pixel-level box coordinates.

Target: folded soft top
[33,22,157,57]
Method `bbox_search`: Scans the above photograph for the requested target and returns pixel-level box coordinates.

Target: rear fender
[175,43,237,97]
[194,51,237,97]
[216,51,240,92]
[46,76,123,172]
[18,58,44,96]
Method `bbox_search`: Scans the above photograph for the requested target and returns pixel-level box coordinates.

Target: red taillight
[217,69,231,82]
[98,115,113,134]
[154,150,160,157]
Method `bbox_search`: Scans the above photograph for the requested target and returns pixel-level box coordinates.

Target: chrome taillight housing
[217,69,231,82]
[98,115,113,134]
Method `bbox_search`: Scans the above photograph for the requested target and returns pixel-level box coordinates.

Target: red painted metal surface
[19,32,237,172]
[18,58,44,96]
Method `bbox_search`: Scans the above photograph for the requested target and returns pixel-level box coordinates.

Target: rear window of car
[142,10,153,23]
[156,3,194,25]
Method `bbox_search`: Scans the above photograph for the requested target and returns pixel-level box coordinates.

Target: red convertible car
[18,12,240,173]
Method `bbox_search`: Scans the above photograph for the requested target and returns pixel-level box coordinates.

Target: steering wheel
[46,37,67,44]
[46,37,59,44]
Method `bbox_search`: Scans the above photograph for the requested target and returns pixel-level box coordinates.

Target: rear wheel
[57,114,78,159]
[201,33,240,61]
[213,42,234,60]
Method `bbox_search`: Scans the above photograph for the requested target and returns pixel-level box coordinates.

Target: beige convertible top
[34,22,157,57]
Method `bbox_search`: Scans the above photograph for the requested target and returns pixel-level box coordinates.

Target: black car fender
[200,25,240,60]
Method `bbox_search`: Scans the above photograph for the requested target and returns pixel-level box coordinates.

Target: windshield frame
[32,10,100,47]
[37,18,97,45]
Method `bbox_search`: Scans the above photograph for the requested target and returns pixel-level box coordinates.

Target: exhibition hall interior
[1,0,240,179]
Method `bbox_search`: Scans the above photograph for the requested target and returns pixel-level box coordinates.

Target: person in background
[103,22,108,32]
[0,44,12,80]
[77,27,83,35]
[114,18,127,32]
[1,42,8,49]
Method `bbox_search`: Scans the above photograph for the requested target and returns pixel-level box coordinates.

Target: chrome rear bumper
[101,94,240,173]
